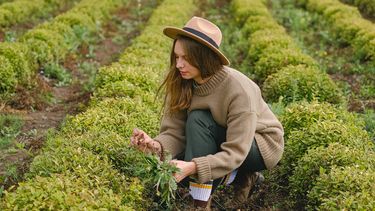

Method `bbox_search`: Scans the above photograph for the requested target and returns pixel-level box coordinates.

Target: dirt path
[0,0,157,193]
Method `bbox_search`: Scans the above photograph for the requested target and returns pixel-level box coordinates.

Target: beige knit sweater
[154,66,284,183]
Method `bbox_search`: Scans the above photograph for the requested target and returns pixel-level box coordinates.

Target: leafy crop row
[279,102,374,209]
[0,0,79,27]
[231,0,374,209]
[1,0,197,209]
[296,0,375,65]
[340,0,375,19]
[0,0,129,99]
[231,0,344,105]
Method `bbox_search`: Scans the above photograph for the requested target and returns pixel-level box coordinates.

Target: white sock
[189,180,213,201]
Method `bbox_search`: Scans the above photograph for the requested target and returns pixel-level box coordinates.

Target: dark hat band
[182,27,219,49]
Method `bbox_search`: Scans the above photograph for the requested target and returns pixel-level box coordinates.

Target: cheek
[189,67,201,77]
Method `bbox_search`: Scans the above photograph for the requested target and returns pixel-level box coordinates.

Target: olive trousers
[183,110,266,190]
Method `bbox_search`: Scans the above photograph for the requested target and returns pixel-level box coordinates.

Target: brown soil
[0,0,152,192]
[330,73,375,112]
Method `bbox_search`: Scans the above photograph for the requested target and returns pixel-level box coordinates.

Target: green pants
[184,110,266,186]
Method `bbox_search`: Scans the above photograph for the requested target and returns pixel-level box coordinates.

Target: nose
[176,57,184,69]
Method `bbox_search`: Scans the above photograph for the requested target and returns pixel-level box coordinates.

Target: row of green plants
[231,0,343,106]
[279,102,374,209]
[1,0,197,209]
[268,0,374,137]
[0,0,129,100]
[231,0,374,209]
[295,0,375,65]
[0,0,79,27]
[340,0,375,19]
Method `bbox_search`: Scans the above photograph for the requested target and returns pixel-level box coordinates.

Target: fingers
[130,128,157,154]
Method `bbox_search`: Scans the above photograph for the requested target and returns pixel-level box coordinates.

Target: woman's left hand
[169,160,197,182]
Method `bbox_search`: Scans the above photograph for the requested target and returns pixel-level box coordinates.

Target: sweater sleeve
[192,93,257,183]
[153,109,187,158]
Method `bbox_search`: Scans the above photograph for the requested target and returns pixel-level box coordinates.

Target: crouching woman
[130,16,284,210]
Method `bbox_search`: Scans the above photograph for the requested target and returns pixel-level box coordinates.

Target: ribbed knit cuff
[192,157,211,184]
[254,133,284,169]
[154,135,184,159]
[154,140,165,161]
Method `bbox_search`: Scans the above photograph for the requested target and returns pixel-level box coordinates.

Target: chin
[181,75,192,80]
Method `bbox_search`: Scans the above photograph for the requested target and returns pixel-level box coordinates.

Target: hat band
[183,27,219,49]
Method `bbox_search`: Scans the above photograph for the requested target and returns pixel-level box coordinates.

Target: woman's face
[174,39,204,83]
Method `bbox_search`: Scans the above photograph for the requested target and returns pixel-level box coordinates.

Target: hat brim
[163,27,230,65]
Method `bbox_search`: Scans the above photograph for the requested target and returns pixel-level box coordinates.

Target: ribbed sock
[189,180,213,201]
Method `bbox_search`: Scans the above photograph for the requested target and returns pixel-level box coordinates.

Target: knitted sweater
[154,66,284,183]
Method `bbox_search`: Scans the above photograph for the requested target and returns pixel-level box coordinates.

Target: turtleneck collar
[193,67,228,96]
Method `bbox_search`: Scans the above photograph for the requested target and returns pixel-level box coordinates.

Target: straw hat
[163,16,230,65]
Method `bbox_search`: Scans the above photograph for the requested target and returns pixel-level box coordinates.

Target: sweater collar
[193,67,228,96]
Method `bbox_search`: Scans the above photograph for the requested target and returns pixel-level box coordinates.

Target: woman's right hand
[130,128,162,155]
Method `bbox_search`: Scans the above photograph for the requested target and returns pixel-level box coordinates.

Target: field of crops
[0,0,374,210]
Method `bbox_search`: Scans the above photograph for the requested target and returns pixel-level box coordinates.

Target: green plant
[298,0,375,63]
[360,109,375,141]
[4,31,16,42]
[5,163,19,182]
[307,166,375,210]
[43,63,72,86]
[78,61,99,92]
[288,143,375,208]
[0,114,23,149]
[0,55,17,94]
[280,101,360,137]
[282,119,372,175]
[253,48,317,82]
[262,64,344,105]
[0,42,33,85]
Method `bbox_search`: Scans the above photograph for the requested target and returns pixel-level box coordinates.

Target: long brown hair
[157,35,224,114]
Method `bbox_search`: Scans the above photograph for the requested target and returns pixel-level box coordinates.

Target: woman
[130,16,284,210]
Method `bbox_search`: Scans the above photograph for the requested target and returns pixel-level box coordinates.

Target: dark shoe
[230,172,264,208]
[193,197,212,211]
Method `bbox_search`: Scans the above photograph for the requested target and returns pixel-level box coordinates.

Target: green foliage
[77,61,99,92]
[55,13,96,33]
[289,143,375,208]
[2,0,198,209]
[0,114,23,149]
[253,48,317,82]
[0,0,44,26]
[0,55,17,94]
[299,0,375,63]
[283,119,372,174]
[262,65,344,105]
[43,63,72,86]
[2,174,136,210]
[307,166,375,210]
[0,42,33,87]
[22,134,145,209]
[243,15,283,35]
[359,109,375,141]
[0,114,23,138]
[0,0,79,27]
[38,22,79,52]
[247,30,295,63]
[280,101,360,137]
[63,97,160,136]
[1,0,128,98]
[21,29,67,64]
[69,131,178,208]
[230,0,269,26]
[344,0,375,18]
